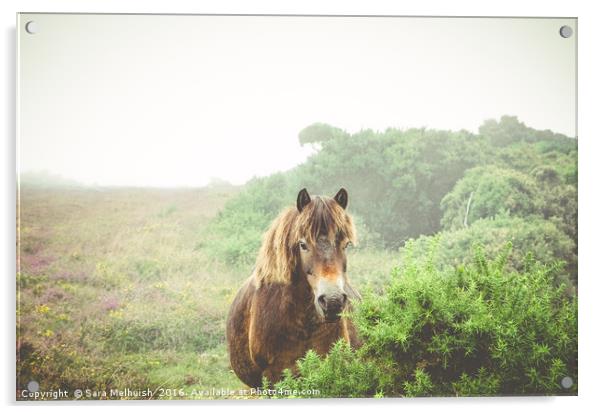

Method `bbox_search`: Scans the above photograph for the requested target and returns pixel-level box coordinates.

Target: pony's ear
[297,188,311,212]
[334,188,348,209]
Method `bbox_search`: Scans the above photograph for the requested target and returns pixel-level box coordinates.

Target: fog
[18,14,576,187]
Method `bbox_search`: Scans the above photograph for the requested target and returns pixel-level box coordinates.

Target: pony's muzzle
[317,292,347,322]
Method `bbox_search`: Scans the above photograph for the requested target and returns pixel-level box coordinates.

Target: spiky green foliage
[275,341,382,398]
[271,243,577,397]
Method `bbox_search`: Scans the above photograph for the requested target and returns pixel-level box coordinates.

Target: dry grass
[17,185,250,399]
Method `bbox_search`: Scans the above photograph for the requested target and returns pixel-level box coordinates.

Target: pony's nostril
[318,294,327,310]
[342,293,348,304]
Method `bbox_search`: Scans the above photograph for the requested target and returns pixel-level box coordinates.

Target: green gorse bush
[273,242,577,397]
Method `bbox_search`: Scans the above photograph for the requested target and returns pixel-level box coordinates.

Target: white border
[2,1,600,413]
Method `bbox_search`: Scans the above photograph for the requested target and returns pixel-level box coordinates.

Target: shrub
[275,341,383,398]
[202,124,490,260]
[441,163,577,249]
[479,115,575,147]
[201,174,292,266]
[298,122,350,145]
[440,166,539,230]
[296,127,485,247]
[272,244,577,397]
[411,216,577,288]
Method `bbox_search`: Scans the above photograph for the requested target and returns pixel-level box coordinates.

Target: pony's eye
[344,241,352,249]
[299,241,309,251]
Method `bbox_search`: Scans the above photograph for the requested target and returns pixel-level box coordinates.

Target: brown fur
[226,191,361,387]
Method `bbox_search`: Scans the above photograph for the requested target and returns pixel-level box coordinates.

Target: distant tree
[204,116,576,264]
[479,116,528,146]
[295,127,485,247]
[298,122,349,146]
[479,115,575,147]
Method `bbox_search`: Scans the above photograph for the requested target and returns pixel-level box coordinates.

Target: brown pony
[226,188,361,387]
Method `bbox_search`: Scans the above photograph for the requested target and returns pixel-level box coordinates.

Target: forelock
[294,196,356,244]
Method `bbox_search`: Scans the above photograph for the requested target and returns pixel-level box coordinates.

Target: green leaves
[403,368,434,397]
[200,116,577,397]
[440,166,539,231]
[409,216,577,289]
[203,116,576,270]
[298,123,350,145]
[274,341,382,398]
[272,249,577,397]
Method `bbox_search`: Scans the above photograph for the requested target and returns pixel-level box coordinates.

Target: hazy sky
[18,14,577,187]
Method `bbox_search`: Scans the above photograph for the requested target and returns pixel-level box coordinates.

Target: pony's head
[254,188,358,322]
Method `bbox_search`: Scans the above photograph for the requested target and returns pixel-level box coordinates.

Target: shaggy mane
[254,196,357,285]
